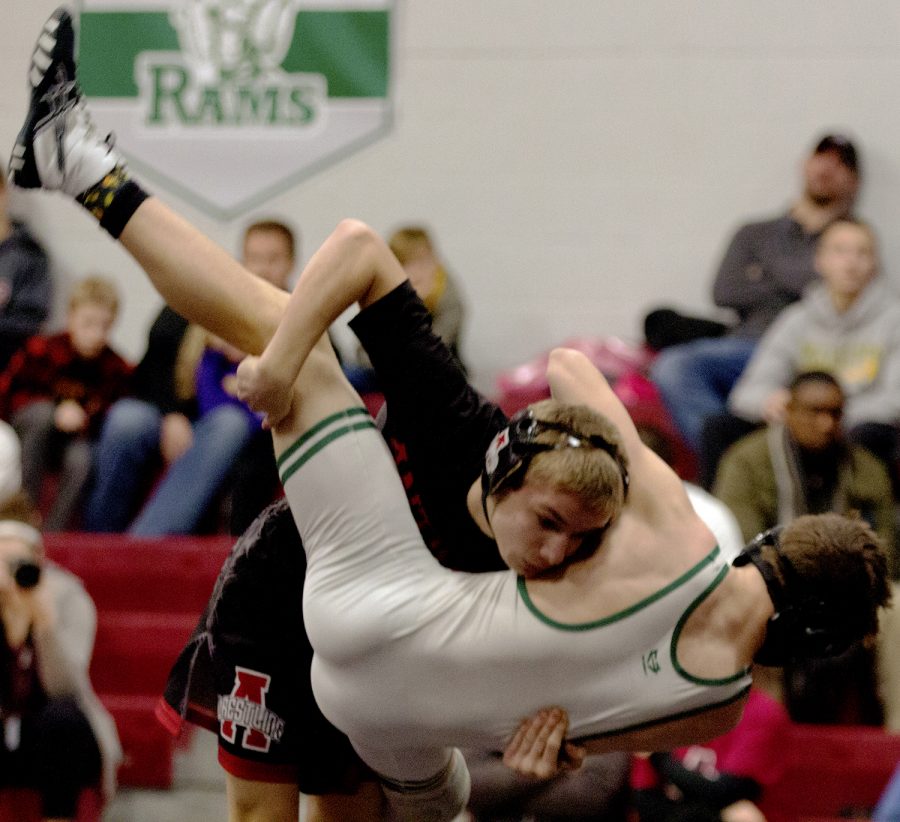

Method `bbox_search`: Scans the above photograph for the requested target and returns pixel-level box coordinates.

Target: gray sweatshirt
[728,277,900,428]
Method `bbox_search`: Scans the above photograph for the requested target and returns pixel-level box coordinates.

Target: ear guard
[481,408,629,519]
[733,525,856,665]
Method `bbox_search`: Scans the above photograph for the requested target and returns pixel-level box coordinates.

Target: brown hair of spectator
[244,220,296,261]
[388,226,434,265]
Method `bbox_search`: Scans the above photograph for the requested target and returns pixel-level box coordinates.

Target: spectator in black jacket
[0,167,52,371]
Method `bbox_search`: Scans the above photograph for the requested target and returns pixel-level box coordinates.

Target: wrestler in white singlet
[279,407,752,783]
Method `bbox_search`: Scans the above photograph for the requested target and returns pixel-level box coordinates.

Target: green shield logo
[77,0,393,218]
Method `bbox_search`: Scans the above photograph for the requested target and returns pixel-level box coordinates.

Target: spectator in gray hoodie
[728,218,900,486]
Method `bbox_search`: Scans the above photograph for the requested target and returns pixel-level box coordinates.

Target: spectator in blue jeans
[649,134,860,455]
[83,220,296,532]
[81,306,194,531]
[129,335,260,535]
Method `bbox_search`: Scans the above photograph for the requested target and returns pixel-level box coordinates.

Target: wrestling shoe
[9,7,120,196]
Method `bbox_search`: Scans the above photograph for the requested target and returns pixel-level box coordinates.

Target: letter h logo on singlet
[221,666,272,752]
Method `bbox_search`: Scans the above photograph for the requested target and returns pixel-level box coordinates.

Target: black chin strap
[733,527,787,614]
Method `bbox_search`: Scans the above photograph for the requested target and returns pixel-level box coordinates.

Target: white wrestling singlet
[279,408,752,781]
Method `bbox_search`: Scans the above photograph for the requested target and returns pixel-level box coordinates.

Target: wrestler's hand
[502,707,586,780]
[236,355,292,428]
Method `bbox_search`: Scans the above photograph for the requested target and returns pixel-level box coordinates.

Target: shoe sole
[9,7,77,187]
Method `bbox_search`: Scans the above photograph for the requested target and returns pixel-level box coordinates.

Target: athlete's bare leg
[225,774,384,822]
[306,782,386,822]
[119,200,286,356]
[117,202,403,370]
[226,775,299,822]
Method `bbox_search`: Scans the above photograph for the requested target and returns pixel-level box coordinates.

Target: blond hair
[512,399,628,521]
[388,226,433,265]
[68,275,120,318]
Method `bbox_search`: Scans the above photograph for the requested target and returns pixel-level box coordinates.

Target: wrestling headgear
[481,407,629,518]
[733,526,857,666]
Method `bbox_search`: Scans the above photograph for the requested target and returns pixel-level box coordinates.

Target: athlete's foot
[9,7,121,196]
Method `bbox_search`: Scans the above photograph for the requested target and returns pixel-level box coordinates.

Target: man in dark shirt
[716,371,893,728]
[649,134,860,456]
[0,168,51,372]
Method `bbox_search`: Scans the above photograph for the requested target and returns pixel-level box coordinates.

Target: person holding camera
[0,519,121,820]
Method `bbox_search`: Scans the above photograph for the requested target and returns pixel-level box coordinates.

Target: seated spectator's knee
[62,440,93,476]
[203,405,253,445]
[649,345,694,391]
[101,398,162,443]
[12,399,56,433]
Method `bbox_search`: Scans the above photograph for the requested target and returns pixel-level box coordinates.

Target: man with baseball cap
[648,131,860,480]
[814,134,859,174]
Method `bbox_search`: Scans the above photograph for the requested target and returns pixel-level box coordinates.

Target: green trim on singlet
[277,408,376,485]
[567,683,752,745]
[670,564,752,686]
[517,545,721,631]
[276,407,370,470]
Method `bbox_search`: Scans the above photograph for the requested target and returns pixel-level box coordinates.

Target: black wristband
[98,179,149,239]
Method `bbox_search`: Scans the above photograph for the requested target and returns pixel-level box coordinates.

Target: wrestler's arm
[544,348,687,512]
[249,220,407,422]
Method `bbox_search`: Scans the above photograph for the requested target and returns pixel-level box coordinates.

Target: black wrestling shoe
[9,7,120,195]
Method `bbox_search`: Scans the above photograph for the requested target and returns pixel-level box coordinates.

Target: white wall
[3,1,900,393]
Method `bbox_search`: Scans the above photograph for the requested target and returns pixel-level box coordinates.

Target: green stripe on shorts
[277,407,375,485]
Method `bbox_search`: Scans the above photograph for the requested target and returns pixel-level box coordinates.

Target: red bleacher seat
[43,533,233,792]
[0,786,103,822]
[44,533,232,612]
[760,723,900,822]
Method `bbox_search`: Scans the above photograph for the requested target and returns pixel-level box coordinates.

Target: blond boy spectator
[0,277,131,530]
